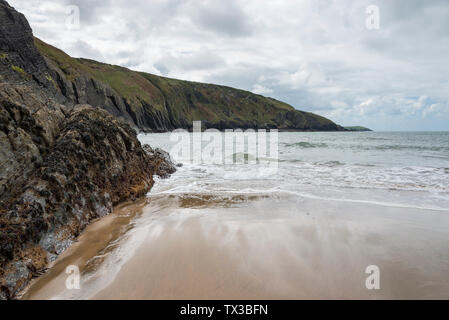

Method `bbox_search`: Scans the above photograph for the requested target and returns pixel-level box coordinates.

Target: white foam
[139,132,449,211]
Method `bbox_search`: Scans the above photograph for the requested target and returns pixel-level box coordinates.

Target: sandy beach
[23,192,449,300]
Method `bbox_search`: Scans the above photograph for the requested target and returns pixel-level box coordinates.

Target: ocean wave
[355,144,449,152]
[148,193,274,209]
[281,159,344,167]
[423,155,449,160]
[284,142,328,148]
[379,144,449,152]
[314,160,344,167]
[284,163,449,192]
[281,189,449,212]
[282,142,449,153]
[363,137,391,141]
[149,186,449,212]
[140,131,449,212]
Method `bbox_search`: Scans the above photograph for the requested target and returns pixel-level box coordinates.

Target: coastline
[0,91,175,299]
[22,194,449,300]
[19,198,148,299]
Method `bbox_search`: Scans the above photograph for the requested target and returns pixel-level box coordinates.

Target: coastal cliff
[0,0,175,299]
[35,41,344,132]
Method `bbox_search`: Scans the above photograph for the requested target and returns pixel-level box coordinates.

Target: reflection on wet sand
[23,193,449,300]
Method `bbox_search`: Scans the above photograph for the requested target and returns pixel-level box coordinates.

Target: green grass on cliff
[34,37,340,130]
[11,65,31,80]
[138,72,297,125]
[11,65,24,73]
[35,38,165,111]
[34,38,84,80]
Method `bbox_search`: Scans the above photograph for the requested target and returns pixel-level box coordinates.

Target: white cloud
[252,84,273,95]
[423,102,449,118]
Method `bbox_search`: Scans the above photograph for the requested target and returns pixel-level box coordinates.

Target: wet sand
[23,194,449,300]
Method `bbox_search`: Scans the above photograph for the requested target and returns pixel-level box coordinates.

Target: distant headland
[344,126,373,132]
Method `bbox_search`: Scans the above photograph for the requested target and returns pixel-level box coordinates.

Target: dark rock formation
[0,102,176,299]
[0,0,176,299]
[0,0,59,92]
[0,83,66,201]
[143,145,179,178]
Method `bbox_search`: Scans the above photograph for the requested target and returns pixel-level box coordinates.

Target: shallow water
[23,132,449,299]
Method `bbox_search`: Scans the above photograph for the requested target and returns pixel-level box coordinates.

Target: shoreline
[22,193,449,300]
[19,198,149,300]
[8,144,177,300]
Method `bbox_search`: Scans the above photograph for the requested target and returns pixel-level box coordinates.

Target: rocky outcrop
[0,102,176,299]
[143,145,180,178]
[0,84,67,201]
[0,0,176,299]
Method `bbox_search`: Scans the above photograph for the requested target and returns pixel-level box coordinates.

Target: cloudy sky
[9,0,449,130]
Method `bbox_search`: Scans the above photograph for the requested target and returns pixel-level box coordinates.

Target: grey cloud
[187,0,253,37]
[62,0,112,24]
[69,40,104,60]
[155,49,225,75]
[8,0,449,130]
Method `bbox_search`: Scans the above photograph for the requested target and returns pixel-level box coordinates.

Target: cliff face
[0,1,61,93]
[35,39,344,132]
[0,0,175,299]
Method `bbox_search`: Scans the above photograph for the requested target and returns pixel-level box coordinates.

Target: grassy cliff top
[35,37,342,131]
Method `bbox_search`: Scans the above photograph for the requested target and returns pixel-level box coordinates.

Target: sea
[23,131,449,299]
[140,131,449,211]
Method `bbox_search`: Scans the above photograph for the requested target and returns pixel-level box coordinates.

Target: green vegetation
[344,126,372,132]
[45,72,58,89]
[0,52,8,59]
[34,38,84,80]
[139,72,295,125]
[11,65,24,73]
[11,65,31,80]
[45,73,53,82]
[80,59,161,111]
[34,37,341,131]
[35,38,162,111]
